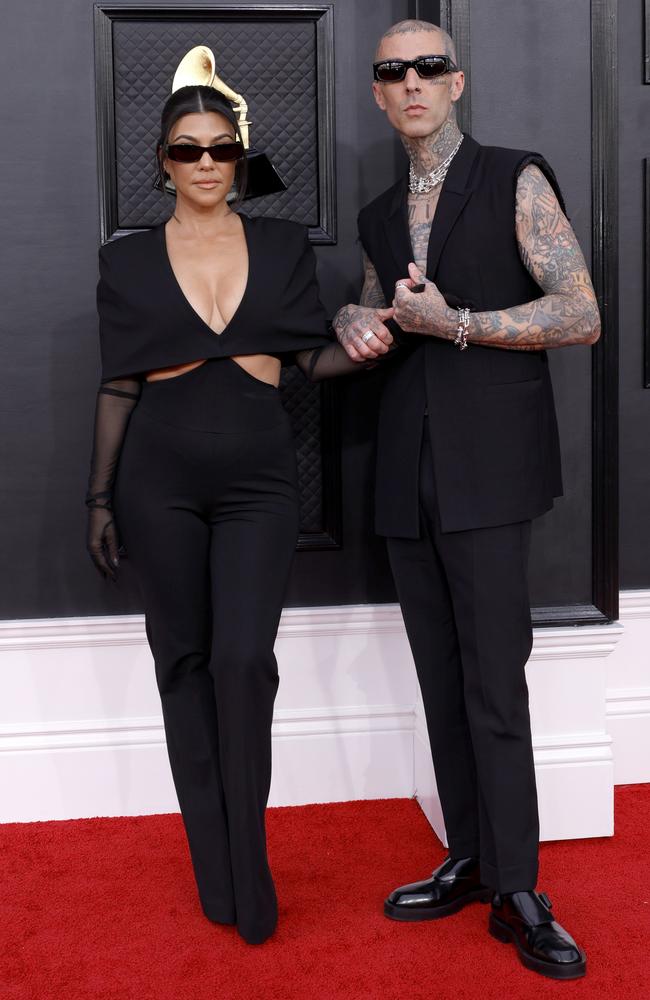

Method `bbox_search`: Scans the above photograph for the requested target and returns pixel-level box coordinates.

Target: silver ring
[362,330,375,344]
[396,282,408,289]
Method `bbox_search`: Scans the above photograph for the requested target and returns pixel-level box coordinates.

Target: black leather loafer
[489,890,586,979]
[384,856,492,921]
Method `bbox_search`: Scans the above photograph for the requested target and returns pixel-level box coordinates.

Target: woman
[86,85,388,945]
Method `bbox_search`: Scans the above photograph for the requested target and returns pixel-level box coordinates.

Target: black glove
[86,501,120,580]
[85,377,141,580]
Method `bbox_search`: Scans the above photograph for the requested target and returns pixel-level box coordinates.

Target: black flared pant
[114,360,299,944]
[387,418,539,894]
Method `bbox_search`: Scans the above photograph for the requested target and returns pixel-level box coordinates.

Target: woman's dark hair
[156,85,248,203]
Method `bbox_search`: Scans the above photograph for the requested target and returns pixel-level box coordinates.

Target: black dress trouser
[114,360,300,944]
[386,418,539,894]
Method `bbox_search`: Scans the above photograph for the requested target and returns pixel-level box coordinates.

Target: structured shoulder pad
[244,214,306,245]
[99,229,154,268]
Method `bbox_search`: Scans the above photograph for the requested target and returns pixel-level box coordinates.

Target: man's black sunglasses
[373,54,458,83]
[165,141,244,163]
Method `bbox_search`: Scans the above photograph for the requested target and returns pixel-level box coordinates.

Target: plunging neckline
[159,212,252,337]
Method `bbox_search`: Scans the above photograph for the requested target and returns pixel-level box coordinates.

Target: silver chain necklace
[408,134,464,194]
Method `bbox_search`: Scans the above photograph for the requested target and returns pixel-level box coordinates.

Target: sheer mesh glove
[85,378,141,579]
[295,338,399,381]
[86,502,121,580]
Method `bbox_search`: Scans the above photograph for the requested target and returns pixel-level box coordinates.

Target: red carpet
[2,786,649,1000]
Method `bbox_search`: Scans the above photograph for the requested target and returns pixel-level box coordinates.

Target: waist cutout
[138,357,286,432]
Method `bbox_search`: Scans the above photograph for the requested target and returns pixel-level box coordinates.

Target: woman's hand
[87,504,120,580]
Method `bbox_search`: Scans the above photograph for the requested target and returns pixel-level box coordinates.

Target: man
[333,19,599,981]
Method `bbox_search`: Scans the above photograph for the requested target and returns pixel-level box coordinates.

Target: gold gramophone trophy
[162,45,286,201]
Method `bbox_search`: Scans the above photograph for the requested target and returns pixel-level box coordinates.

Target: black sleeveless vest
[358,134,564,537]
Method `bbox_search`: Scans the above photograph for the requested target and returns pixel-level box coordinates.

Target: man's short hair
[375,20,458,65]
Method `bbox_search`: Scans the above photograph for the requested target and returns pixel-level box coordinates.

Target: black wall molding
[91,0,619,614]
[645,158,650,387]
[589,0,619,623]
[644,0,650,82]
[439,0,471,134]
[93,4,336,244]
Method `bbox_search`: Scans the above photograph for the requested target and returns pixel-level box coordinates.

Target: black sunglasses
[373,54,458,83]
[165,141,244,164]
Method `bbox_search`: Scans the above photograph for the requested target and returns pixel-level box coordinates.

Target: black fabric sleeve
[295,341,400,382]
[278,229,332,348]
[97,246,131,382]
[97,242,151,382]
[85,378,141,578]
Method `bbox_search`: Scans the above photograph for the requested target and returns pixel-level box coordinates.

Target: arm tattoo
[332,251,383,338]
[332,249,398,355]
[360,251,387,308]
[468,164,601,351]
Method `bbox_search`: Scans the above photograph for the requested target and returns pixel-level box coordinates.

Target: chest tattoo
[407,190,440,273]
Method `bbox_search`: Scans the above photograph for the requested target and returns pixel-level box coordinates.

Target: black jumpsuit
[86,215,363,944]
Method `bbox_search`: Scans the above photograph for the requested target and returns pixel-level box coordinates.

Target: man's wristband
[454,307,471,351]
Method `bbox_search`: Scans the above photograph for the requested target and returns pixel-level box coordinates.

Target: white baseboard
[605,591,650,785]
[0,705,415,823]
[0,606,418,823]
[414,724,447,845]
[414,726,615,846]
[414,623,622,844]
[1,601,643,839]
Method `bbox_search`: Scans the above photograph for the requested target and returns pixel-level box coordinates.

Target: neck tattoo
[408,134,464,195]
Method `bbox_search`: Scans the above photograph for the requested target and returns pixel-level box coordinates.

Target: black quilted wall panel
[280,367,323,534]
[112,19,319,228]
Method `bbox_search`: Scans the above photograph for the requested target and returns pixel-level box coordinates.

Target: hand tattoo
[332,252,394,360]
[393,271,456,337]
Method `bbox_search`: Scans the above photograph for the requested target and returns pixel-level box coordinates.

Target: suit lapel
[426,134,480,280]
[379,134,481,285]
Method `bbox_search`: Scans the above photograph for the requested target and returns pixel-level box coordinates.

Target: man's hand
[332,304,395,361]
[393,263,457,338]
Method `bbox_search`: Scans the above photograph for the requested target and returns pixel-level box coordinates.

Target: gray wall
[0,0,414,619]
[1,0,640,621]
[619,0,650,587]
[469,0,594,606]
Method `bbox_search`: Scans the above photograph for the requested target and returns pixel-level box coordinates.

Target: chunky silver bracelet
[454,306,471,351]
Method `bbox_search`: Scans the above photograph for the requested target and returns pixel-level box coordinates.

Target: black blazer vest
[358,134,564,537]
